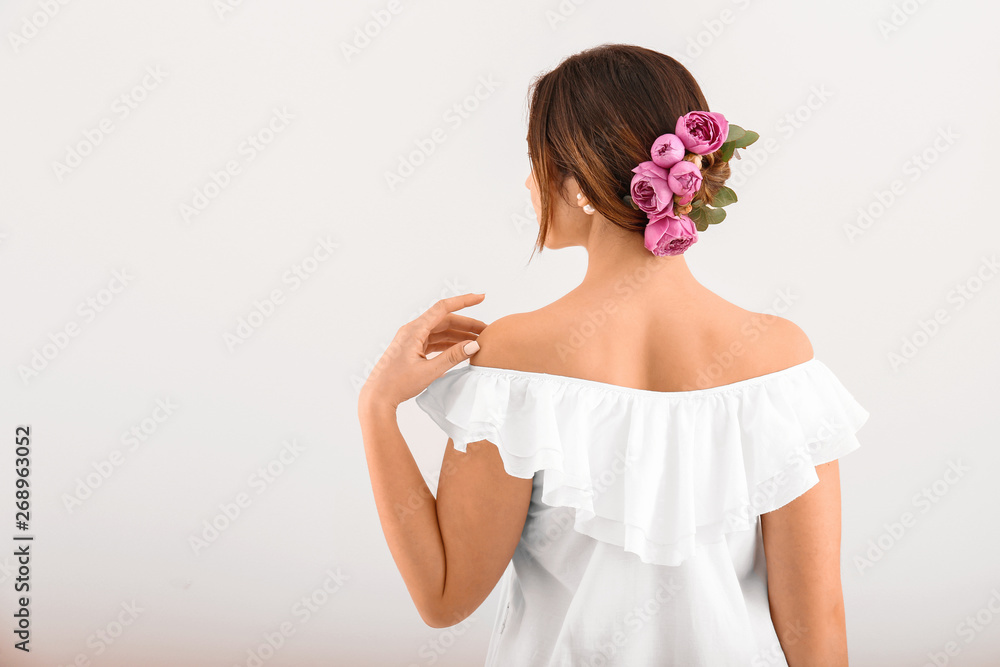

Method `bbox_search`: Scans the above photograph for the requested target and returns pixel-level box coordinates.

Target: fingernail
[464,340,480,355]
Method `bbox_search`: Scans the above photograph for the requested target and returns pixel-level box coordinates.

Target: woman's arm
[355,295,484,625]
[358,398,449,625]
[358,383,533,629]
[357,294,531,628]
[760,460,849,666]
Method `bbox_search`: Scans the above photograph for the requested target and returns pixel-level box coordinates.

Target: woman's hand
[359,293,488,413]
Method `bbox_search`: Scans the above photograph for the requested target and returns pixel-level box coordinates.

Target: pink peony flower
[650,133,685,168]
[675,111,729,155]
[629,161,673,219]
[667,160,703,205]
[643,212,698,256]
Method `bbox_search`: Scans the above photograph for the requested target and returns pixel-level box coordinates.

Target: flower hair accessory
[623,111,759,256]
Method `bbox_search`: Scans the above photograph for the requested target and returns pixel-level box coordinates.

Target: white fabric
[415,358,870,666]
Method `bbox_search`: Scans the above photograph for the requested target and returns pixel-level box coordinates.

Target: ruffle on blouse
[414,358,870,568]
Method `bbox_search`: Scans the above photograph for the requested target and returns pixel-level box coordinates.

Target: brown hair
[525,44,731,258]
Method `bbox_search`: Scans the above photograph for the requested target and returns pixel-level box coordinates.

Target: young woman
[359,43,869,666]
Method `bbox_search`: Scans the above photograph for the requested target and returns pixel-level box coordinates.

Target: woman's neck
[576,219,705,301]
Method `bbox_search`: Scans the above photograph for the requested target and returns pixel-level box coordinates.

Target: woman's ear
[560,174,585,207]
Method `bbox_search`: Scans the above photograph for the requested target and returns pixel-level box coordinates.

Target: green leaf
[712,186,737,207]
[704,206,727,225]
[623,195,639,210]
[725,124,746,144]
[719,142,736,162]
[732,130,759,150]
[688,206,709,232]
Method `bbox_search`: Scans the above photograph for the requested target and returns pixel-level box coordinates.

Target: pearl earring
[577,192,595,215]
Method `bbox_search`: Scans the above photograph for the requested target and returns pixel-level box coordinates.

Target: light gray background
[1,1,998,665]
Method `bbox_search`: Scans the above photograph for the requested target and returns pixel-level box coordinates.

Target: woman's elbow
[772,597,848,667]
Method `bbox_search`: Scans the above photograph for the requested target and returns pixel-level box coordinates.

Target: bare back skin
[492,171,815,389]
[472,277,812,393]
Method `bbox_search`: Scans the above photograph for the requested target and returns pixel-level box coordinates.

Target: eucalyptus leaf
[733,130,759,149]
[704,206,727,225]
[689,206,710,232]
[725,124,746,144]
[712,186,737,207]
[719,142,736,162]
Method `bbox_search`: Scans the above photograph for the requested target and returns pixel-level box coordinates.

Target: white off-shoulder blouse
[414,357,870,666]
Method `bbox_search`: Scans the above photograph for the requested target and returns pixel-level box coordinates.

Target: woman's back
[470,284,813,394]
[415,283,865,666]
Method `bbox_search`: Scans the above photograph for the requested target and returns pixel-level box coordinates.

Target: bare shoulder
[467,310,549,371]
[746,311,814,370]
[466,300,814,381]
